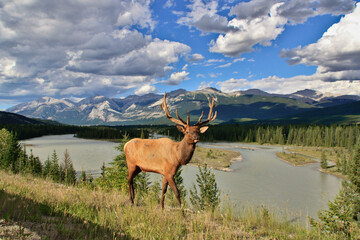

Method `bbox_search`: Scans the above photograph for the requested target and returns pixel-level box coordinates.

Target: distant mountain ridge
[6,88,360,125]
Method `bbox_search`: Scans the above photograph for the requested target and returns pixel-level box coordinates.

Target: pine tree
[321,151,328,169]
[190,164,220,212]
[18,146,28,172]
[0,129,21,172]
[43,156,51,177]
[49,150,60,182]
[313,142,360,237]
[62,149,76,185]
[80,169,87,183]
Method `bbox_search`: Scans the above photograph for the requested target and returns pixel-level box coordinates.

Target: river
[21,134,343,222]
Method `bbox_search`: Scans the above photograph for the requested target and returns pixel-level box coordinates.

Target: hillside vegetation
[0,170,333,239]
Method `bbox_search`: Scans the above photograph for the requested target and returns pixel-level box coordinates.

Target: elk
[124,93,217,208]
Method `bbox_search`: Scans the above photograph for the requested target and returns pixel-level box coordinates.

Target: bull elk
[124,93,217,208]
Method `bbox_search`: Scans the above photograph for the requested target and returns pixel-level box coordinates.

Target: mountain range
[5,88,360,125]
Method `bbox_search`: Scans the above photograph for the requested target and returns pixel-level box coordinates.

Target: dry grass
[0,170,339,239]
[191,146,241,170]
[286,147,350,164]
[276,152,317,166]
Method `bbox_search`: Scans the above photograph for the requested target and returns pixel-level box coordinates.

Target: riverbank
[191,146,241,171]
[0,170,335,239]
[276,152,317,166]
[280,146,349,179]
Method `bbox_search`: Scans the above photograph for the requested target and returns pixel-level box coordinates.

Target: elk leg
[160,177,168,209]
[167,176,181,208]
[127,166,141,204]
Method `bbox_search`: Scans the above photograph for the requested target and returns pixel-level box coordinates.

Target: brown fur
[124,94,215,208]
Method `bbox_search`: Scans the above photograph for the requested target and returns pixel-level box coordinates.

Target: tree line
[0,123,149,141]
[161,124,359,148]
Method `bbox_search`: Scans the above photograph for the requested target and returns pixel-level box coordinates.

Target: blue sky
[1,0,360,110]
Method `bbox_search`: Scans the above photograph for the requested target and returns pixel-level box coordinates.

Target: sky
[1,0,360,110]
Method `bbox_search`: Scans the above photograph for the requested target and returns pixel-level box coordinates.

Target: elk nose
[194,135,200,141]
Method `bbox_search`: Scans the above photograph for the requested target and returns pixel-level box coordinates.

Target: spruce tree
[313,142,360,237]
[321,151,328,169]
[62,149,76,185]
[190,164,220,212]
[50,150,60,182]
[43,156,51,177]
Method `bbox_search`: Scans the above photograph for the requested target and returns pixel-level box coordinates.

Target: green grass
[0,170,345,239]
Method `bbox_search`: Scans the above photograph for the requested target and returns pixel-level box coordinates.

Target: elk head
[160,93,217,144]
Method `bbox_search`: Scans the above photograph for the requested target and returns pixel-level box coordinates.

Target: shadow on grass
[0,189,132,239]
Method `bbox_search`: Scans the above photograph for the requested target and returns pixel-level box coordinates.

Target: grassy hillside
[0,111,44,125]
[0,170,337,239]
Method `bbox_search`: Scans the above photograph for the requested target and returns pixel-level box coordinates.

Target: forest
[161,124,360,148]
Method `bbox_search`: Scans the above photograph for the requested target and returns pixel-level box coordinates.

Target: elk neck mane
[177,137,196,165]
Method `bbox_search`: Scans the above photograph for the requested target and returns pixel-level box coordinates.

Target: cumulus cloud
[177,0,233,33]
[0,0,190,101]
[280,3,360,81]
[186,53,205,62]
[180,0,355,57]
[134,84,157,95]
[217,75,360,95]
[230,0,355,24]
[198,81,213,90]
[216,78,250,92]
[164,71,190,85]
[210,3,287,57]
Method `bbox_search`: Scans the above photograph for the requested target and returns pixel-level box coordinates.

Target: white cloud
[164,71,190,85]
[217,75,360,95]
[210,3,287,57]
[180,0,355,58]
[0,0,190,101]
[216,62,232,68]
[164,0,175,8]
[216,78,250,92]
[186,53,204,62]
[280,3,360,81]
[198,81,213,90]
[134,84,157,95]
[177,0,232,33]
[230,0,355,24]
[234,58,246,63]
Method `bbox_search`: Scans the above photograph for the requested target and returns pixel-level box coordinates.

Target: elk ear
[199,126,209,133]
[176,125,186,134]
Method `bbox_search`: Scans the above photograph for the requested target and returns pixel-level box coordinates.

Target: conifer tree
[313,142,360,237]
[321,151,328,169]
[80,169,87,183]
[49,150,60,181]
[62,149,76,185]
[190,164,220,212]
[43,156,51,177]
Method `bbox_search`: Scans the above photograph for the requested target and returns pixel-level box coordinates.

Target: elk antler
[195,97,217,126]
[160,93,189,126]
